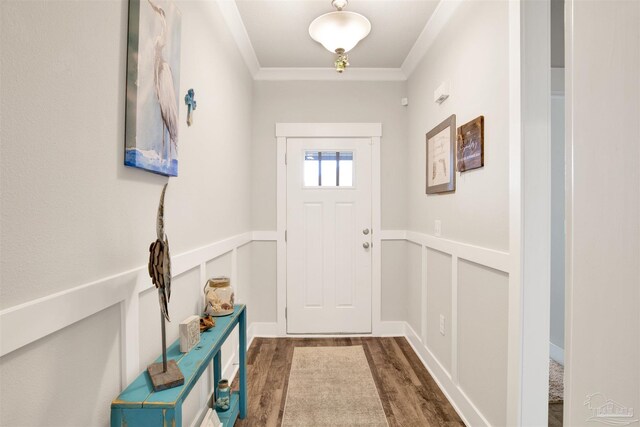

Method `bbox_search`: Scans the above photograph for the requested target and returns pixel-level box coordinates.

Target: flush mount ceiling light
[308,0,371,73]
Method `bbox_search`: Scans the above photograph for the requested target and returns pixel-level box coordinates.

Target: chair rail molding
[2,227,510,427]
[0,232,253,385]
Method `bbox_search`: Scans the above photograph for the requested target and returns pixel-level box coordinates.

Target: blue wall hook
[184,89,197,126]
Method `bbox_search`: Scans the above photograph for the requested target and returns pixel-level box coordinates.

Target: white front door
[286,138,372,334]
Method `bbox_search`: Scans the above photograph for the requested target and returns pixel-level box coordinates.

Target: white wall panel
[380,241,408,322]
[206,252,233,282]
[248,241,277,324]
[457,260,509,427]
[236,243,252,306]
[425,248,452,373]
[406,241,422,337]
[0,305,121,427]
[138,267,201,371]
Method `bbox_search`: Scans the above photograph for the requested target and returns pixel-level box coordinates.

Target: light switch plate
[434,220,442,237]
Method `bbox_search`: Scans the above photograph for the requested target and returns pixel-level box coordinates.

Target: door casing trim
[275,123,382,335]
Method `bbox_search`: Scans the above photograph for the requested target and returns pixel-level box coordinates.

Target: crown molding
[216,0,260,77]
[218,0,457,82]
[254,67,407,81]
[401,0,463,78]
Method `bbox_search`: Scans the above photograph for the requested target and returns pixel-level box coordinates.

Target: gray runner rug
[549,359,564,403]
[282,346,388,426]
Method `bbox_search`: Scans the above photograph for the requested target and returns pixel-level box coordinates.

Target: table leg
[213,350,221,399]
[165,406,182,427]
[239,307,247,418]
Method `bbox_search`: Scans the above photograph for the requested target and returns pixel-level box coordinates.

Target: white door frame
[275,123,382,337]
[507,1,551,426]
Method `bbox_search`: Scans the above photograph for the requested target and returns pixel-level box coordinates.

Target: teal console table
[111,305,247,427]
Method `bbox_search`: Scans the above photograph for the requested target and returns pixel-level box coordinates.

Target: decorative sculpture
[147,183,184,391]
[149,183,172,322]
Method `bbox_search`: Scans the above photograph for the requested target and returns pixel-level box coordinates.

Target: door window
[303,151,354,187]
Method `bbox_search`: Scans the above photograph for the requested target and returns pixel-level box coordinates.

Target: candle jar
[215,379,231,412]
[204,277,235,316]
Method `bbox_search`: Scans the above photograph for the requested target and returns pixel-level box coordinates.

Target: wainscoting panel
[248,241,277,325]
[457,259,509,427]
[400,230,511,427]
[380,240,409,322]
[0,305,122,427]
[0,231,254,427]
[1,229,511,427]
[206,251,233,281]
[406,241,423,337]
[425,247,453,374]
[138,267,202,371]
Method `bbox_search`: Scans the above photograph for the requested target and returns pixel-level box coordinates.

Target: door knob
[363,242,370,249]
[362,228,370,235]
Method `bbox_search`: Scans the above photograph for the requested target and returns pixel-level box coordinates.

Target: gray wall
[406,1,510,251]
[0,0,253,425]
[565,0,639,424]
[405,1,510,425]
[251,80,408,231]
[249,80,409,323]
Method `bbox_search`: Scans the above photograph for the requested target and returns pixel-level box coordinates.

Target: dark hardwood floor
[548,402,563,427]
[231,337,464,426]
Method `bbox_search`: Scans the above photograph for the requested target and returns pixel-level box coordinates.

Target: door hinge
[285,230,287,242]
[285,307,287,320]
[285,152,287,165]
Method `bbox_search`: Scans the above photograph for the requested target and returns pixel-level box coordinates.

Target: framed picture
[124,0,182,177]
[426,114,456,194]
[457,116,484,172]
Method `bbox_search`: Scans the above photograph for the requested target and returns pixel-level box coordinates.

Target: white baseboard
[375,321,407,336]
[248,322,279,346]
[549,342,564,365]
[248,321,405,340]
[402,323,490,427]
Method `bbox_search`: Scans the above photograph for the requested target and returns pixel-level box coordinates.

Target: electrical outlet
[439,315,445,336]
[434,220,442,237]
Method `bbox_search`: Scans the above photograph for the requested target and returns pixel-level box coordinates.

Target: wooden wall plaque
[457,116,484,172]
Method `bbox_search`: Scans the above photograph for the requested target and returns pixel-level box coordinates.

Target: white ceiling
[235,0,440,69]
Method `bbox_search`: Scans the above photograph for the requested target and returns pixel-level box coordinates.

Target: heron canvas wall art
[125,0,182,176]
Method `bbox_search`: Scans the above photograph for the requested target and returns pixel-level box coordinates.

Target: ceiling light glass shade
[309,11,371,54]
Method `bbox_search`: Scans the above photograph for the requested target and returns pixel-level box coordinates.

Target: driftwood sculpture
[148,183,172,322]
[147,183,184,391]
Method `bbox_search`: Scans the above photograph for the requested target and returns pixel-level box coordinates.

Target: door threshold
[283,332,375,338]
